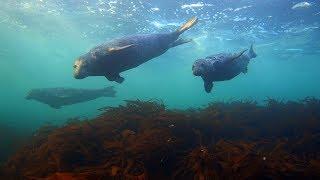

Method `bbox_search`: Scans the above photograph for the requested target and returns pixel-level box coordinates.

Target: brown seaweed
[1,98,320,179]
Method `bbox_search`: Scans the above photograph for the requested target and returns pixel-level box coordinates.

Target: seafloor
[1,98,320,179]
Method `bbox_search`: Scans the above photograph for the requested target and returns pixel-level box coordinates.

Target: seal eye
[73,65,77,69]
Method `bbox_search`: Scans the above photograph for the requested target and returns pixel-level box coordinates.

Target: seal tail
[176,17,198,35]
[248,44,257,59]
[102,86,116,97]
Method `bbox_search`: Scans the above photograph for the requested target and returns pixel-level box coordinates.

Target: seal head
[192,59,207,76]
[73,52,95,79]
[73,59,87,79]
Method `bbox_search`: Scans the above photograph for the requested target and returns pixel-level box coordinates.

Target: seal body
[26,87,116,109]
[192,45,257,93]
[74,17,198,83]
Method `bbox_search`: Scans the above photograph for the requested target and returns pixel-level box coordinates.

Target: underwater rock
[2,98,320,179]
[73,17,198,83]
[26,86,116,109]
[192,44,257,93]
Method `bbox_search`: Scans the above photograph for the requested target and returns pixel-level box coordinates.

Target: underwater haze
[0,0,320,159]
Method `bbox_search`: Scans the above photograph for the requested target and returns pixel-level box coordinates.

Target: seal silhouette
[73,17,198,83]
[26,87,116,109]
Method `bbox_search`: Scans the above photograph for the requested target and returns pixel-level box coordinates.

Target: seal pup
[192,45,257,93]
[26,86,116,109]
[73,17,198,83]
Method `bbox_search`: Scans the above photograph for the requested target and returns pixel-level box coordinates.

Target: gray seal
[73,17,198,83]
[26,86,116,109]
[192,45,257,93]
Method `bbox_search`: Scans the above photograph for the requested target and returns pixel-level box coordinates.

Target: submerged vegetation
[1,98,320,179]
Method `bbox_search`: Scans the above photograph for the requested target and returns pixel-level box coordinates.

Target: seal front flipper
[107,44,134,53]
[203,80,214,93]
[105,74,125,84]
[49,104,61,109]
[242,66,248,74]
[170,38,192,48]
[225,49,248,64]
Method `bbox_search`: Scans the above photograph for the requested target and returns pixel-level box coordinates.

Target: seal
[73,17,198,83]
[192,45,257,93]
[26,86,116,109]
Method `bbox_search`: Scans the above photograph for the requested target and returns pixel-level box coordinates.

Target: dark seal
[192,45,257,93]
[73,17,198,83]
[26,86,116,109]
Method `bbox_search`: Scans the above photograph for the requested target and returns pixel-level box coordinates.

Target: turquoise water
[0,0,319,130]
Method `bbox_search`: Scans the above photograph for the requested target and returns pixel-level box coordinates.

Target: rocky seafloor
[1,98,320,179]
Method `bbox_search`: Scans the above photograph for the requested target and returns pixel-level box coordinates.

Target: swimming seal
[73,17,198,83]
[26,86,116,109]
[192,45,257,93]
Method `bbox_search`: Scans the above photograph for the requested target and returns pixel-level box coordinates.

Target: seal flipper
[204,80,213,93]
[242,66,248,74]
[49,104,61,109]
[114,76,124,83]
[176,17,198,35]
[107,44,134,53]
[226,49,248,64]
[170,38,192,48]
[248,44,257,59]
[105,74,125,84]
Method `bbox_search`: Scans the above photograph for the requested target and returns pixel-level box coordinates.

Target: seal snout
[73,59,87,79]
[192,60,204,76]
[192,64,199,76]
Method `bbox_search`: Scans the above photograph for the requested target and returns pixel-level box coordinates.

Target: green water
[1,1,319,132]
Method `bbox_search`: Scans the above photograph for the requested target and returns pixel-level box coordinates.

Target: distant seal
[192,45,257,93]
[73,17,198,83]
[26,86,116,109]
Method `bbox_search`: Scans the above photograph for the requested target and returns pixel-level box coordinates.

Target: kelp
[1,98,320,179]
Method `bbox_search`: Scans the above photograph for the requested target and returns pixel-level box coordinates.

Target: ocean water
[0,0,319,163]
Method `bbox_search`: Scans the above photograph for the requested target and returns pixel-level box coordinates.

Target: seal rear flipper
[248,44,257,59]
[170,38,193,48]
[105,74,125,84]
[176,17,198,35]
[242,66,248,74]
[204,80,213,93]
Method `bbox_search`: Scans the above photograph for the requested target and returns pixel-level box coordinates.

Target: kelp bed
[1,98,320,179]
